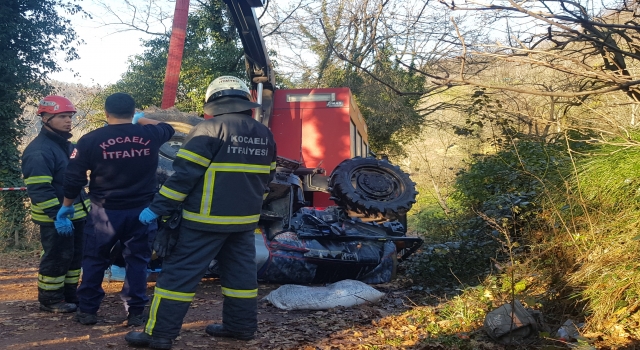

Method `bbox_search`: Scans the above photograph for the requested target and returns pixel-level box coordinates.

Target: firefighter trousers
[77,203,157,315]
[38,222,85,306]
[144,226,258,340]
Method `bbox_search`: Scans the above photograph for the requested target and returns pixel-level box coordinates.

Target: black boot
[39,301,77,313]
[205,324,255,340]
[64,283,79,305]
[75,311,98,325]
[126,313,146,327]
[125,331,172,349]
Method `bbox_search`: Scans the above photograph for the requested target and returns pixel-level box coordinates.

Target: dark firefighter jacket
[149,112,277,233]
[21,127,89,225]
[64,122,175,209]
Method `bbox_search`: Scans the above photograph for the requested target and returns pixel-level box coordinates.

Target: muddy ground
[0,251,430,350]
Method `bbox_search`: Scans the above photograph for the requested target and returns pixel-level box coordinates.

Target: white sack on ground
[262,279,386,310]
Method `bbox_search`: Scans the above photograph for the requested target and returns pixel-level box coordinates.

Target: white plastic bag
[263,279,385,310]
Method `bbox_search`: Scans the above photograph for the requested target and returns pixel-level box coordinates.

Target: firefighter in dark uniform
[57,93,175,326]
[125,76,277,350]
[21,96,90,313]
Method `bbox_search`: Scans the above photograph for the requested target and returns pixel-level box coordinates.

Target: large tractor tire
[329,157,417,218]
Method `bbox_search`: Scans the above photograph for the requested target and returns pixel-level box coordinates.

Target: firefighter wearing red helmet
[125,76,277,349]
[37,95,77,116]
[21,95,90,313]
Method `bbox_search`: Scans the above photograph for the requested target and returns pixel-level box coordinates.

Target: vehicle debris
[483,299,539,344]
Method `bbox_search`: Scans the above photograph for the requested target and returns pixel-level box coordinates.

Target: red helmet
[37,96,76,116]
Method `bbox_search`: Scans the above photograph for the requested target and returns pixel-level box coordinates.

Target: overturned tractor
[108,106,423,284]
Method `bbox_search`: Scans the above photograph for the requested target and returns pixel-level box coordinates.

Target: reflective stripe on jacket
[149,113,277,232]
[21,128,89,225]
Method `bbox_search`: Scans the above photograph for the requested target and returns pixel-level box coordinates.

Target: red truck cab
[270,88,370,206]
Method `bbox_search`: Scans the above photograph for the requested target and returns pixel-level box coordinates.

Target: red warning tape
[0,187,27,191]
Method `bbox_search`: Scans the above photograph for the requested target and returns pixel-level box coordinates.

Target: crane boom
[223,0,276,127]
[162,0,275,126]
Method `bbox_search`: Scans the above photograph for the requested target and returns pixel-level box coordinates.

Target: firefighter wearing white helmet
[21,96,90,314]
[205,75,252,102]
[126,76,278,348]
[202,75,258,119]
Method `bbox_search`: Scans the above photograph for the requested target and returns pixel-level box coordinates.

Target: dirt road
[0,251,418,350]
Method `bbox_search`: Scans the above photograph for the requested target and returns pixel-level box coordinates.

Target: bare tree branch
[319,17,424,96]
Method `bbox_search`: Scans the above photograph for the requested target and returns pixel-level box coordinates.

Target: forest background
[3,0,640,348]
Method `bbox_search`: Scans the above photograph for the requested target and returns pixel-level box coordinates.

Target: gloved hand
[132,111,144,124]
[54,218,74,236]
[56,205,75,221]
[139,207,159,225]
[154,209,182,258]
[153,226,179,258]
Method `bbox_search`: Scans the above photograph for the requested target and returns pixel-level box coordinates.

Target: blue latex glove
[56,205,75,220]
[54,218,74,236]
[132,111,144,124]
[139,208,159,225]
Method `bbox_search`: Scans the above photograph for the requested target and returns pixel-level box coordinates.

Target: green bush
[403,130,640,339]
[403,137,574,289]
[407,188,461,242]
[453,137,570,234]
[0,191,29,249]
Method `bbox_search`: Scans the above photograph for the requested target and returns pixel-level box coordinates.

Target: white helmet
[205,76,252,103]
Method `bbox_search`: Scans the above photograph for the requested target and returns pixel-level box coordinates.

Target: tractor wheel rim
[355,169,397,198]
